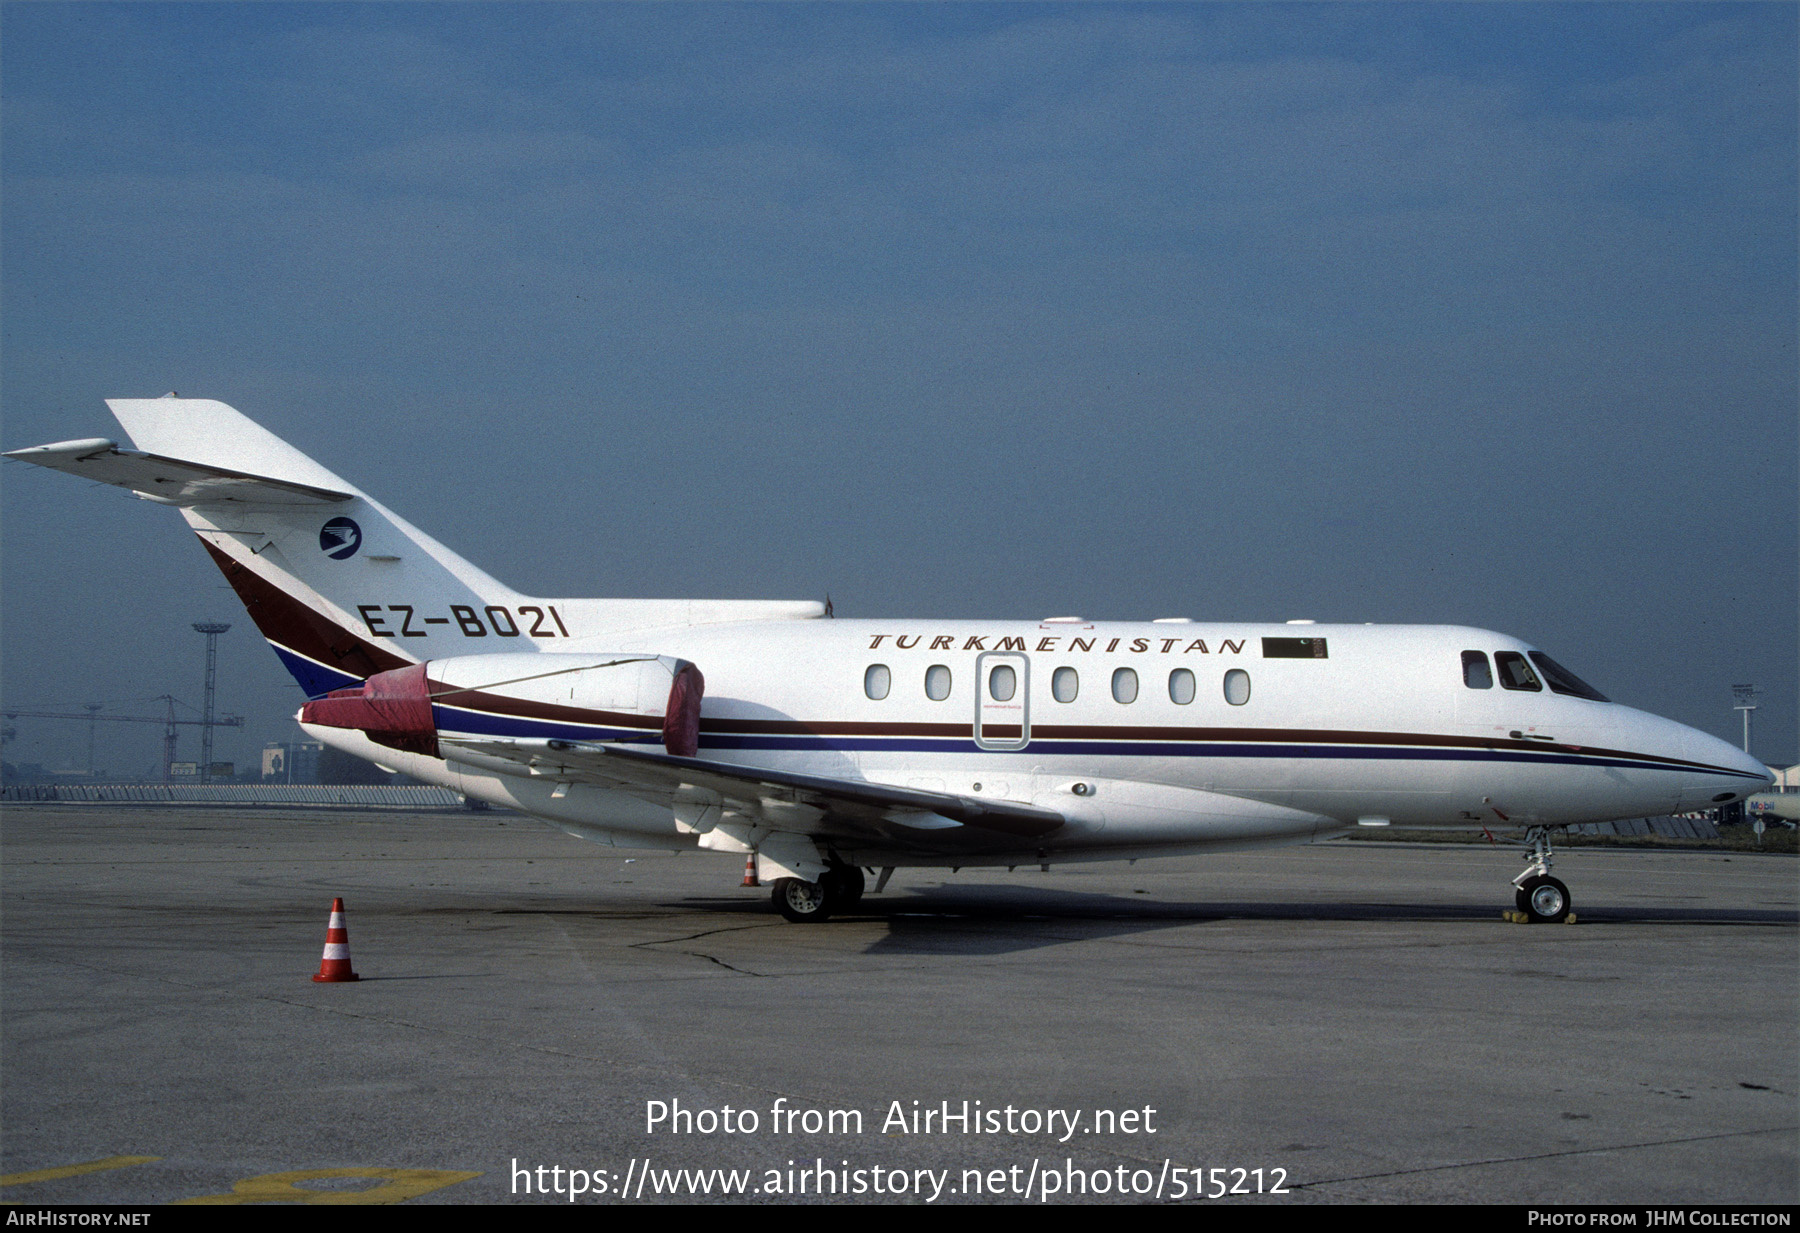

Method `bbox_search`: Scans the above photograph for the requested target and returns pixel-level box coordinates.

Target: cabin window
[988,664,1017,702]
[1462,651,1493,689]
[1224,668,1251,706]
[925,664,952,701]
[1494,651,1542,692]
[1112,667,1138,704]
[1529,652,1610,702]
[864,664,891,700]
[1169,668,1196,705]
[1052,666,1079,703]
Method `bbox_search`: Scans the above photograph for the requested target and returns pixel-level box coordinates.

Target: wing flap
[5,439,353,507]
[442,737,1065,841]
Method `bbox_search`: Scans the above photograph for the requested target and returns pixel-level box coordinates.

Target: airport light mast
[1731,684,1758,756]
[193,622,231,783]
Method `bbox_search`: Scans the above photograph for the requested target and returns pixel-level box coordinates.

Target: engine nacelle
[300,652,704,759]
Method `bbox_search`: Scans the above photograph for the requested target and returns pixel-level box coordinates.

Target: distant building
[1771,765,1799,793]
[261,741,322,784]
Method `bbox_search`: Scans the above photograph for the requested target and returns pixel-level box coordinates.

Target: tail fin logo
[319,517,362,560]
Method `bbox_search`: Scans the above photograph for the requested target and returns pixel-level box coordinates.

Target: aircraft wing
[442,737,1066,843]
[4,438,354,506]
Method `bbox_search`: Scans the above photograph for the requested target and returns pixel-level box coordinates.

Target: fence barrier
[2,783,476,809]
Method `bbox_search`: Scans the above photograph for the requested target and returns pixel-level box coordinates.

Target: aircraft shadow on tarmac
[667,885,1799,956]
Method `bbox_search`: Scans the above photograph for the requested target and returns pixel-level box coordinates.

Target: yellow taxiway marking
[0,1156,160,1187]
[178,1168,481,1205]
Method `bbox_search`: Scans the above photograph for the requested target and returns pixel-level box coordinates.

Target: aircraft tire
[826,866,865,908]
[773,877,833,923]
[1518,875,1571,923]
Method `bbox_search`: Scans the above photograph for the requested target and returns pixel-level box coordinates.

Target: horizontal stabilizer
[5,438,353,507]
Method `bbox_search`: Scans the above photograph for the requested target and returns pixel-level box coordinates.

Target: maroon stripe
[703,717,970,738]
[1030,724,1711,769]
[429,684,661,730]
[1036,723,1594,752]
[199,538,409,680]
[428,686,1708,773]
[696,712,1699,768]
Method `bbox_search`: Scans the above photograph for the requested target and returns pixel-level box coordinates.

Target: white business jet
[8,398,1771,922]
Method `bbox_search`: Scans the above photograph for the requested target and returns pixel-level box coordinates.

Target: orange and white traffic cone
[311,897,360,983]
[741,853,760,887]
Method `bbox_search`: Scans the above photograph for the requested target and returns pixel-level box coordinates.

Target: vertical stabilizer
[9,396,829,700]
[106,398,525,696]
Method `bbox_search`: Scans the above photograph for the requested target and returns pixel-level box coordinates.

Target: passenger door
[974,651,1030,751]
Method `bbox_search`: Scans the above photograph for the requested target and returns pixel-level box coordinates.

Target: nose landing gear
[1511,826,1574,923]
[1516,873,1571,922]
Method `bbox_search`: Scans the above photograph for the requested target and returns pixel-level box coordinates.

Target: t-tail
[6,396,823,696]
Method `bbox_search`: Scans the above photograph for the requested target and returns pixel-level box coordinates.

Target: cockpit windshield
[1527,651,1610,702]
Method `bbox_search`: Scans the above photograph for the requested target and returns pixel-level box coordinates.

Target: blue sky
[3,2,1794,774]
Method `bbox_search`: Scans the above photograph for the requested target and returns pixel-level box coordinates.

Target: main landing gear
[1511,826,1573,923]
[771,863,866,923]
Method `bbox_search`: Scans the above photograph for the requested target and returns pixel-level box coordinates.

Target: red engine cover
[303,658,704,761]
[300,662,438,757]
[663,662,704,758]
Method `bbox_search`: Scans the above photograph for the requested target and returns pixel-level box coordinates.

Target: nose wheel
[1516,874,1571,923]
[1510,826,1574,923]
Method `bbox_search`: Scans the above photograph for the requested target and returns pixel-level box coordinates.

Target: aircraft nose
[1681,725,1773,806]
